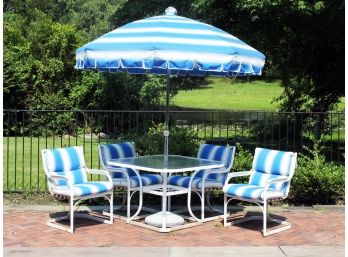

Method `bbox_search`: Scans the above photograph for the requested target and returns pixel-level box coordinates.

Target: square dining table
[108,154,224,232]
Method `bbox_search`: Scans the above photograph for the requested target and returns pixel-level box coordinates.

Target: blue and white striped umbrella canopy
[76,7,265,76]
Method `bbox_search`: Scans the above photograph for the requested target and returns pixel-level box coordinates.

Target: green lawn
[3,136,112,192]
[173,78,283,111]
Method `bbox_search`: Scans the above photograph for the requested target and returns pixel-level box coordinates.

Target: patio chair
[168,144,236,223]
[41,146,113,233]
[223,147,297,236]
[98,142,163,222]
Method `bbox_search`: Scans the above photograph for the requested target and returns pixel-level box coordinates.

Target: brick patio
[4,207,344,247]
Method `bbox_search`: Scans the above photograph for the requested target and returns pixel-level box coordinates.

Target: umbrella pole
[164,70,170,157]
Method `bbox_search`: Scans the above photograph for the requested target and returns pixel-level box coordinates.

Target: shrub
[228,143,344,205]
[288,143,345,205]
[229,143,254,184]
[126,123,202,156]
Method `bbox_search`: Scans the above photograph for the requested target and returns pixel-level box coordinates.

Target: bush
[288,143,345,205]
[229,143,254,184]
[228,143,344,205]
[126,123,202,156]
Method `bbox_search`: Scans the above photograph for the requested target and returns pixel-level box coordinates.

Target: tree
[192,0,344,113]
[4,0,343,117]
[3,13,34,109]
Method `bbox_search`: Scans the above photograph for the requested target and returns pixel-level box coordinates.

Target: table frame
[108,154,224,232]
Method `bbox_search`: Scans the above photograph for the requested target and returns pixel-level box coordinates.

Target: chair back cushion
[249,148,295,192]
[99,142,137,178]
[42,146,87,186]
[195,144,235,182]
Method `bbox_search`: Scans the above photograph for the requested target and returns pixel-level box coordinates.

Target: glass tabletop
[108,155,224,173]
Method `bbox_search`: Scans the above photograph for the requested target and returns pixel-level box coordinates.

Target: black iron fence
[3,109,345,192]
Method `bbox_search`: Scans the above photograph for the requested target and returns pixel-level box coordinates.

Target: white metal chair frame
[99,144,157,223]
[41,149,113,234]
[183,146,236,223]
[223,151,297,237]
[101,163,144,223]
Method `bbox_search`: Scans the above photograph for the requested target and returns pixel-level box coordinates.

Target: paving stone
[3,208,344,247]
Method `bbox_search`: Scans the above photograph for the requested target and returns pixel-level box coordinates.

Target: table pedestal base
[145,211,184,228]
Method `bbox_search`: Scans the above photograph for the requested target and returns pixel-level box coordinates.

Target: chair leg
[263,200,268,236]
[206,190,214,211]
[69,196,74,233]
[112,189,127,211]
[103,189,123,219]
[188,189,225,223]
[187,189,201,222]
[201,187,205,221]
[46,196,75,233]
[109,191,113,224]
[262,200,292,236]
[127,185,131,221]
[206,189,226,215]
[128,189,143,222]
[168,196,171,212]
[224,197,292,236]
[47,193,113,233]
[223,193,227,226]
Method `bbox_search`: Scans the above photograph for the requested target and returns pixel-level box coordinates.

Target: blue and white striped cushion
[196,144,235,182]
[223,184,285,201]
[168,175,223,189]
[252,148,292,176]
[249,148,293,192]
[44,146,87,186]
[249,172,289,192]
[113,174,163,187]
[99,142,137,178]
[72,182,113,196]
[53,182,113,197]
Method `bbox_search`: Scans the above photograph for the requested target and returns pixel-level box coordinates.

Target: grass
[173,77,345,112]
[173,78,283,111]
[3,136,113,192]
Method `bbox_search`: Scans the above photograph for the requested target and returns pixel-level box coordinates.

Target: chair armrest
[187,167,228,189]
[49,174,69,186]
[50,174,69,180]
[103,165,143,187]
[262,176,290,200]
[105,166,133,178]
[264,176,289,191]
[224,171,252,187]
[266,176,289,185]
[203,167,228,175]
[226,171,252,180]
[201,167,229,184]
[87,168,112,182]
[48,174,72,191]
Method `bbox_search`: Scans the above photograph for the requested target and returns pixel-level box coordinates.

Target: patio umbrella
[75,6,265,156]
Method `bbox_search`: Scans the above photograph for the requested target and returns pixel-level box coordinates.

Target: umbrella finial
[165,6,177,15]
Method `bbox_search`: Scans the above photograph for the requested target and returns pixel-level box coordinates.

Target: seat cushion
[252,148,293,176]
[249,171,288,192]
[105,165,138,179]
[112,174,163,188]
[43,146,88,186]
[168,175,224,189]
[223,184,285,201]
[52,181,113,197]
[196,144,235,183]
[99,143,137,177]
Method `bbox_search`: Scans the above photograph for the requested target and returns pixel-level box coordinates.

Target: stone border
[4,246,345,257]
[3,204,344,213]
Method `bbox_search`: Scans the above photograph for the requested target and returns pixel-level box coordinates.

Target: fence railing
[3,109,345,192]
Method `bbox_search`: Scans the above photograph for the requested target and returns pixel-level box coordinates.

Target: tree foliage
[3,0,344,114]
[191,0,344,113]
